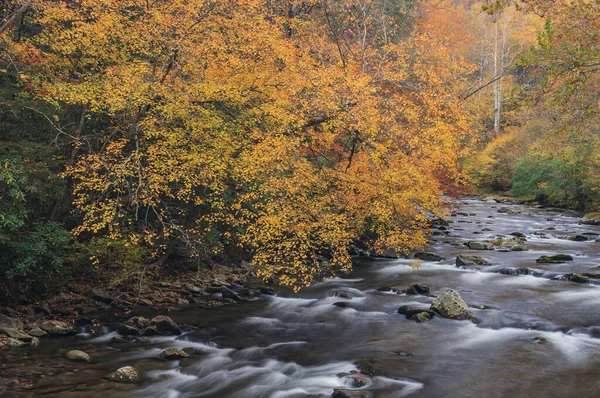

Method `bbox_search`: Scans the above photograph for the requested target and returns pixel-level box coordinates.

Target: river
[2,198,600,397]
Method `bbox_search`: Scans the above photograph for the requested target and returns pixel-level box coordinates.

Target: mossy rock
[536,254,573,263]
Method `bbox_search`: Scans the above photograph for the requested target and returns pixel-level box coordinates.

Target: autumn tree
[2,0,473,291]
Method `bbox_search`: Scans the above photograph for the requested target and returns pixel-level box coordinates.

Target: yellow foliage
[5,0,473,290]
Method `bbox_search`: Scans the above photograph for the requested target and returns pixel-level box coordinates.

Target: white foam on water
[450,323,600,364]
[87,331,119,343]
[371,376,425,397]
[313,277,364,286]
[552,287,600,306]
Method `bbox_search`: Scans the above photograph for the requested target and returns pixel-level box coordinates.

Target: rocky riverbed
[2,197,600,397]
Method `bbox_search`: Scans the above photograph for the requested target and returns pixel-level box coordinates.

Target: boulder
[124,316,149,329]
[116,323,140,336]
[465,241,494,250]
[430,290,473,320]
[510,232,526,239]
[66,350,91,363]
[149,315,181,335]
[105,366,141,383]
[40,320,74,336]
[30,337,40,347]
[3,328,33,342]
[570,273,589,284]
[580,213,600,226]
[570,235,589,242]
[6,338,26,348]
[142,326,161,336]
[110,336,129,344]
[414,252,443,262]
[536,254,573,264]
[157,348,190,360]
[219,286,242,302]
[28,327,48,338]
[492,237,526,251]
[402,283,430,296]
[0,314,23,332]
[456,255,490,267]
[85,289,115,305]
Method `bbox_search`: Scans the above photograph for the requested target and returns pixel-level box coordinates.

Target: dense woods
[1,0,599,301]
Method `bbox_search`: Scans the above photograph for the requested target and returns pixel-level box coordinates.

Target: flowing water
[3,198,600,397]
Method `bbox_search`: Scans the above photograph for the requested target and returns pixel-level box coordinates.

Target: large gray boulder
[3,328,33,342]
[430,290,473,320]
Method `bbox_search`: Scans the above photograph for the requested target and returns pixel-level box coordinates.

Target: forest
[1,0,599,301]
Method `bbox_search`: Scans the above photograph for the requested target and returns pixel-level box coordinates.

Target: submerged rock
[105,366,141,383]
[456,255,490,267]
[66,350,91,363]
[414,252,443,262]
[334,291,352,299]
[430,290,473,320]
[536,254,573,263]
[149,315,181,335]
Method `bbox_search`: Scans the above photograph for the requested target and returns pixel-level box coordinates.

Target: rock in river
[157,348,190,360]
[66,350,91,363]
[456,255,490,267]
[402,283,431,296]
[40,320,74,336]
[580,213,600,226]
[149,315,181,335]
[430,290,473,320]
[536,254,573,263]
[414,252,444,262]
[465,241,494,250]
[331,389,373,398]
[105,366,141,383]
